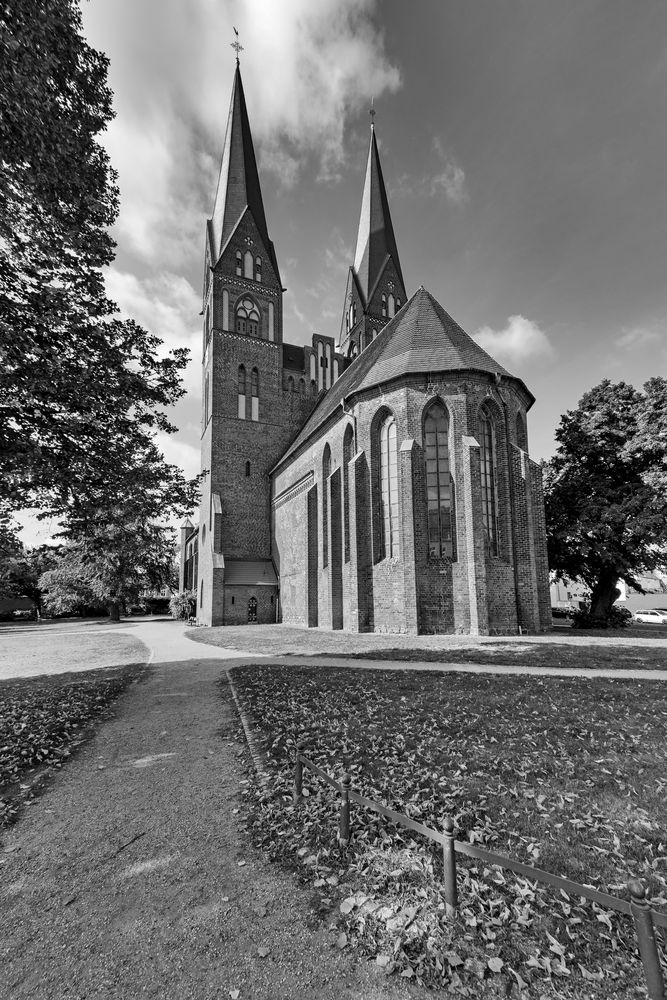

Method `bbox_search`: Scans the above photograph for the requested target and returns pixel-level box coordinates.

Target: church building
[178,60,551,635]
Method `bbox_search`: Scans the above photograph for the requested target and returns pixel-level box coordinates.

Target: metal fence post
[628,879,666,1000]
[339,772,351,848]
[293,741,304,803]
[442,817,458,917]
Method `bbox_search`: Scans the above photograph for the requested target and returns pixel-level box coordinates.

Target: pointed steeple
[339,114,406,357]
[209,64,279,277]
[353,123,405,300]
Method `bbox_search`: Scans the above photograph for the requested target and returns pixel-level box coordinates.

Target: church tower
[338,114,407,358]
[196,57,314,626]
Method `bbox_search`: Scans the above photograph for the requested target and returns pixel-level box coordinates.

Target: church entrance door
[248,596,257,623]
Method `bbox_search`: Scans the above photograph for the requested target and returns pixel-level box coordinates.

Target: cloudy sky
[27,0,666,540]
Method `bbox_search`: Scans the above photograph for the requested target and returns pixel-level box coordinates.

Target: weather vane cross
[231,27,243,63]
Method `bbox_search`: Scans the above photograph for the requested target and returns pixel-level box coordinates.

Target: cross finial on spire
[231,26,243,64]
[369,97,376,128]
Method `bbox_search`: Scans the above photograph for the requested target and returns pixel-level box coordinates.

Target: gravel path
[0,638,425,1000]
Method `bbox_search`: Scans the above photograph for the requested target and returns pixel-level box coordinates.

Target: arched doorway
[248,596,258,623]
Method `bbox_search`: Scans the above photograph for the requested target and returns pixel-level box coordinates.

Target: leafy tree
[40,518,177,621]
[0,543,59,616]
[0,0,195,519]
[545,378,667,624]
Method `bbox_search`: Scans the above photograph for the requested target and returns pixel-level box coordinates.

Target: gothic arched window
[255,256,262,282]
[235,297,260,338]
[237,365,246,419]
[388,293,395,318]
[424,402,455,559]
[516,411,528,451]
[243,250,253,279]
[250,367,259,421]
[381,294,387,318]
[379,414,399,559]
[478,406,499,556]
[299,377,306,395]
[343,424,354,563]
[235,251,242,276]
[245,461,251,477]
[322,444,331,568]
[396,297,401,311]
[287,375,294,392]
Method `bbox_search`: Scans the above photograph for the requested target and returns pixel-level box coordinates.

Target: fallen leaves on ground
[0,664,148,825]
[229,665,667,998]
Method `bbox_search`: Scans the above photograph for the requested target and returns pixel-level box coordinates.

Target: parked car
[633,609,667,624]
[551,603,577,618]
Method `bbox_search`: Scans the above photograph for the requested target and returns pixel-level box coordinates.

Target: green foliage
[0,542,59,613]
[0,664,148,825]
[545,379,667,622]
[233,665,666,994]
[0,0,197,521]
[571,602,633,630]
[169,590,196,620]
[40,519,177,619]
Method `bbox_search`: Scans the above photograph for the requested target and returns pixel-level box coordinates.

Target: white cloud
[430,138,467,204]
[616,325,661,350]
[155,432,201,481]
[474,315,553,366]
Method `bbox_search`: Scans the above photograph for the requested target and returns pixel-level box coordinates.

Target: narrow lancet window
[322,444,331,568]
[251,367,259,421]
[237,365,246,419]
[479,407,499,556]
[380,414,399,558]
[424,403,455,558]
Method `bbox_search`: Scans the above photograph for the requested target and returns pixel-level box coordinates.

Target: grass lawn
[232,664,667,998]
[0,663,150,826]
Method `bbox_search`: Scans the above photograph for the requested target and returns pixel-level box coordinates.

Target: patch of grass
[232,665,667,997]
[335,642,667,670]
[0,663,150,826]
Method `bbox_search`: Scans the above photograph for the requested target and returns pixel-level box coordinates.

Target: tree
[0,0,195,519]
[545,378,667,624]
[0,543,59,617]
[40,519,177,622]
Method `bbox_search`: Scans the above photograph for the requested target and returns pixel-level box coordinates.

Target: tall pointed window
[322,444,331,568]
[250,367,259,421]
[255,256,262,282]
[343,425,354,563]
[237,365,246,419]
[479,407,499,556]
[236,251,242,276]
[243,250,253,279]
[388,293,395,318]
[424,403,455,559]
[380,414,399,559]
[236,297,260,337]
[381,294,387,317]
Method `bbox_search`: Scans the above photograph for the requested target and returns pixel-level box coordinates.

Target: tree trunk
[589,575,620,623]
[108,601,121,622]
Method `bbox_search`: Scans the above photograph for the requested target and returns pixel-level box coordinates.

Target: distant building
[179,60,551,635]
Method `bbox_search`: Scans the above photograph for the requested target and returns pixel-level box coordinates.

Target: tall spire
[338,113,407,357]
[352,117,405,303]
[209,62,278,276]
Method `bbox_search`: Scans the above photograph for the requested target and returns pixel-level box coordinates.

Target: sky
[18,0,667,542]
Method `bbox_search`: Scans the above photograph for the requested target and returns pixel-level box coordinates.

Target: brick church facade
[178,62,551,635]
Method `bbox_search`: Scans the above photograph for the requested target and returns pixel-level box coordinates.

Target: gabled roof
[209,65,279,277]
[277,286,533,467]
[353,125,406,302]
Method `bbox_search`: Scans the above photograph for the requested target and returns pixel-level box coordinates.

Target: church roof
[209,65,279,276]
[353,125,406,303]
[278,286,533,467]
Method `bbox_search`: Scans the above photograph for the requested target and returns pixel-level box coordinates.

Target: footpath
[0,622,425,1000]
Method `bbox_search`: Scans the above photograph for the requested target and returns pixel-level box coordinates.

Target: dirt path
[0,650,425,1000]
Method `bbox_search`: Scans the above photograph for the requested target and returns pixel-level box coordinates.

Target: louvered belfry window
[424,403,455,558]
[380,415,399,559]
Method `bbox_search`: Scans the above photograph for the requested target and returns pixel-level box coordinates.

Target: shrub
[169,590,195,620]
[571,601,633,629]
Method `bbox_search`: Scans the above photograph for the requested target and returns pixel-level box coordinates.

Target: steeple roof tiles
[210,65,280,277]
[277,287,532,468]
[353,127,406,303]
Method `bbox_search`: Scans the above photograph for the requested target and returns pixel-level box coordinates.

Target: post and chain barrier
[292,741,666,999]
